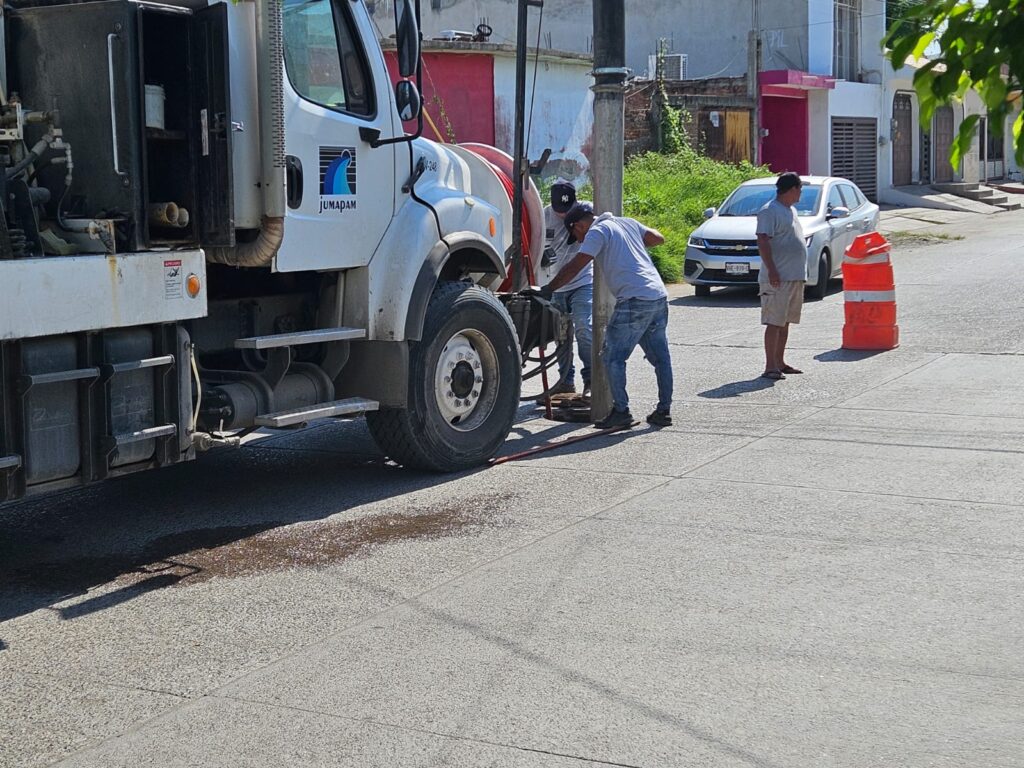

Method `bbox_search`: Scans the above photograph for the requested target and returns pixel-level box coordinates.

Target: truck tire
[367,281,521,471]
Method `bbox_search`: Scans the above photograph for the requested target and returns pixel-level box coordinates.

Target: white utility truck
[0,0,554,501]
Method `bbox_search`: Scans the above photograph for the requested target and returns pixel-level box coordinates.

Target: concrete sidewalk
[2,212,1022,767]
[878,204,985,235]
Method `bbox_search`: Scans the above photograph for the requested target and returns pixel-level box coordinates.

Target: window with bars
[833,0,860,80]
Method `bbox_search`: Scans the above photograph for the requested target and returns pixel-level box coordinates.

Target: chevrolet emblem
[735,244,745,251]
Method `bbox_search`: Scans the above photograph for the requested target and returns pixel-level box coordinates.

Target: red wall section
[760,94,809,174]
[385,52,495,145]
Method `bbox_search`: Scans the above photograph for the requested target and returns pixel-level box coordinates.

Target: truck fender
[404,232,506,341]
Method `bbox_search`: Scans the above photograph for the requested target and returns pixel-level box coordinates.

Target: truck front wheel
[367,282,521,471]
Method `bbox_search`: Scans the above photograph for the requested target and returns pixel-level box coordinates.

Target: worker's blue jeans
[552,283,593,388]
[603,296,673,414]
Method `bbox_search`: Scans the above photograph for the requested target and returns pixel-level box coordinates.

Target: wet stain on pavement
[1,493,516,611]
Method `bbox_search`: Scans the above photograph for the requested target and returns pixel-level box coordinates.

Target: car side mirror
[703,207,716,219]
[395,79,422,122]
[827,206,850,220]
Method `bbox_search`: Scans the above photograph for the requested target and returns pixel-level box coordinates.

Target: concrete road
[2,211,1022,768]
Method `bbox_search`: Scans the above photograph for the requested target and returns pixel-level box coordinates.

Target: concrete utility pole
[590,0,627,422]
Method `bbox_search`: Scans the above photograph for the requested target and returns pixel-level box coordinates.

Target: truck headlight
[688,236,707,249]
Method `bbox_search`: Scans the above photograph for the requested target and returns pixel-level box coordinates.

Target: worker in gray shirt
[755,172,808,380]
[538,179,594,401]
[539,203,673,430]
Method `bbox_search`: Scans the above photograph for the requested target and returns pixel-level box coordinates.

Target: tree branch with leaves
[885,0,1024,167]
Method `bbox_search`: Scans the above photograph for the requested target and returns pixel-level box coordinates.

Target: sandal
[761,369,786,380]
[780,365,803,374]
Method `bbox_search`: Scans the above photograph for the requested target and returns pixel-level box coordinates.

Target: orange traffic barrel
[842,232,899,350]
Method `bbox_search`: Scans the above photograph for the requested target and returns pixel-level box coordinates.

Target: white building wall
[809,81,887,195]
[371,0,790,80]
[490,52,594,182]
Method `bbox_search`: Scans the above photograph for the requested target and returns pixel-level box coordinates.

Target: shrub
[623,149,766,282]
[546,149,765,283]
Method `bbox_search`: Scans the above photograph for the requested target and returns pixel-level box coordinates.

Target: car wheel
[808,250,830,300]
[694,284,711,297]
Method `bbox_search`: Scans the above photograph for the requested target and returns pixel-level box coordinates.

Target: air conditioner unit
[648,53,688,81]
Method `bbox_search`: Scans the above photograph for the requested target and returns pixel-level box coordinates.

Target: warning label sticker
[164,259,183,299]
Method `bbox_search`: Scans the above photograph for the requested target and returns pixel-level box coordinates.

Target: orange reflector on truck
[186,273,201,298]
[489,217,496,237]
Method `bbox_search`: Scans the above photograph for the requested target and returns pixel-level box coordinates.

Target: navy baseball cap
[563,202,594,243]
[550,178,576,213]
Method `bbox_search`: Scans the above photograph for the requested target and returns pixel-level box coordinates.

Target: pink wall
[760,94,809,175]
[384,52,495,145]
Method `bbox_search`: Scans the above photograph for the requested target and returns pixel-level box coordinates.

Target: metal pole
[590,0,626,421]
[510,0,540,290]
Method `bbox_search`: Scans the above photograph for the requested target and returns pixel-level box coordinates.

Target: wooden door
[933,106,954,182]
[892,93,913,186]
[725,111,751,163]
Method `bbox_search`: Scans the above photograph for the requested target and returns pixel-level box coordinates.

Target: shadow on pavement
[697,377,777,398]
[0,407,617,633]
[814,347,886,363]
[670,285,759,308]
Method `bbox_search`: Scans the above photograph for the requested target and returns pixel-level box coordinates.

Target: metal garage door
[831,117,878,200]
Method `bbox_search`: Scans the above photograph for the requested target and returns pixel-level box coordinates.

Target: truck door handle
[106,33,127,180]
[286,155,303,210]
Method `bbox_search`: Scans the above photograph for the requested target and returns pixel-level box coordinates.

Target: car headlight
[688,236,707,249]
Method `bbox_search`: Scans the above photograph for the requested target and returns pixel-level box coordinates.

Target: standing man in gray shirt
[755,172,808,380]
[539,203,673,430]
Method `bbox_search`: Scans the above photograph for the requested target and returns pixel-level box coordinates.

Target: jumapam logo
[319,146,358,214]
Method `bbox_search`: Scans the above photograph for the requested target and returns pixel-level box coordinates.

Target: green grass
[886,230,965,246]
[563,149,766,283]
[622,150,766,282]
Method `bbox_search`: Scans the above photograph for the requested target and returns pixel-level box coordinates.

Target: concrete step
[978,193,1009,205]
[996,200,1022,211]
[932,182,980,194]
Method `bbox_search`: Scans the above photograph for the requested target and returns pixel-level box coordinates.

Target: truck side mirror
[395,79,422,122]
[395,0,420,78]
[703,207,716,219]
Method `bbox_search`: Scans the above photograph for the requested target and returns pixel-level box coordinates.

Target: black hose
[407,140,445,245]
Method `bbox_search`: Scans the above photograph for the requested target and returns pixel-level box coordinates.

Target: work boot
[646,409,672,427]
[594,409,634,429]
[534,381,576,403]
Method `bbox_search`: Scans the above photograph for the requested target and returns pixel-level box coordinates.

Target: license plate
[725,262,750,275]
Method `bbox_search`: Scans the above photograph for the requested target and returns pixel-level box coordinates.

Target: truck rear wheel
[367,282,521,471]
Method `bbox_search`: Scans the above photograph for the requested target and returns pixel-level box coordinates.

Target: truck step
[254,397,379,428]
[235,327,366,350]
[103,355,175,375]
[0,454,22,471]
[113,424,177,446]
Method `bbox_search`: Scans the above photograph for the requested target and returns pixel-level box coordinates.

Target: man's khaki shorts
[760,280,805,326]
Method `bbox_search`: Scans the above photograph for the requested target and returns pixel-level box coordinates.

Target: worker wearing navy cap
[538,178,594,401]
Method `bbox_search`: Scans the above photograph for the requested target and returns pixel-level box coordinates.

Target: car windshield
[718,184,822,217]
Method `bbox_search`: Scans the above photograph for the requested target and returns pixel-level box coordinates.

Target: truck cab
[0,0,547,502]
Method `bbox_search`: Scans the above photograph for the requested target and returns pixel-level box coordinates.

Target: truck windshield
[718,184,823,217]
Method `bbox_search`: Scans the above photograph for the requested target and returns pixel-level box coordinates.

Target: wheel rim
[433,328,500,431]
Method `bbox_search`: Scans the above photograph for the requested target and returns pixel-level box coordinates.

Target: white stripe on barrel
[845,289,896,303]
[843,252,891,265]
